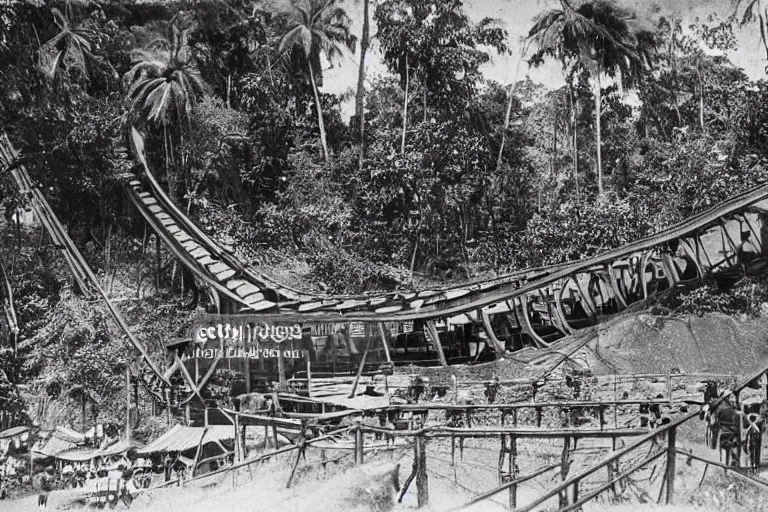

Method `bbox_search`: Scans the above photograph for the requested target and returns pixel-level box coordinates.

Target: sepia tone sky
[320,0,766,117]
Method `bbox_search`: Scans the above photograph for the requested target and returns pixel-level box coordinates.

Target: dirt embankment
[582,312,768,376]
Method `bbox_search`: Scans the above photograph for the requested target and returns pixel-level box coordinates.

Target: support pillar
[377,323,393,364]
[559,436,571,508]
[666,427,677,504]
[479,308,507,356]
[354,423,364,465]
[424,320,448,366]
[416,435,428,508]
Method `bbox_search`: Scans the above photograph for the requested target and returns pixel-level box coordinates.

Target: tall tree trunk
[496,83,515,171]
[594,70,603,195]
[401,55,410,155]
[355,0,370,173]
[569,82,579,202]
[308,61,330,161]
[698,69,704,131]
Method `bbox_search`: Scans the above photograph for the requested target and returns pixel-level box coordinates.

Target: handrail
[360,425,649,438]
[492,342,768,511]
[447,463,561,512]
[148,424,354,488]
[363,399,671,412]
[676,448,768,491]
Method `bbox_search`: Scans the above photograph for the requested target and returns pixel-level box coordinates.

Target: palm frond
[278,24,312,57]
[147,82,173,124]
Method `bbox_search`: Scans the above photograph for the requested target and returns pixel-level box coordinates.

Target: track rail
[124,128,768,332]
[5,126,768,403]
[0,261,18,351]
[0,133,171,402]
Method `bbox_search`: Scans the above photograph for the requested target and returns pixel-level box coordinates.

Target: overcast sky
[318,0,767,119]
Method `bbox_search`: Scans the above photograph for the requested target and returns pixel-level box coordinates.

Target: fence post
[573,477,580,505]
[666,426,677,504]
[608,437,617,500]
[509,434,517,510]
[559,436,570,508]
[416,434,429,508]
[354,423,365,465]
[667,372,673,407]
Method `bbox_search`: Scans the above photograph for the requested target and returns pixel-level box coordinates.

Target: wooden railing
[440,362,768,510]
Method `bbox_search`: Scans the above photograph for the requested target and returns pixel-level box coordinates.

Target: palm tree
[355,0,371,172]
[38,1,100,82]
[528,0,658,195]
[276,0,357,162]
[124,13,208,198]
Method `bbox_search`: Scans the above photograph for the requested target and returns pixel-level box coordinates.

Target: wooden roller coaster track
[4,127,768,405]
[0,133,172,403]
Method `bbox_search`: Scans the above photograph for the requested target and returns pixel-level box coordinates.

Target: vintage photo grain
[2,0,768,511]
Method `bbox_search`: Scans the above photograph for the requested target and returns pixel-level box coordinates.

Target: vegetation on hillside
[2,0,768,430]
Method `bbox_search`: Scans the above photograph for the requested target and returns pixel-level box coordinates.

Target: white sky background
[318,0,768,120]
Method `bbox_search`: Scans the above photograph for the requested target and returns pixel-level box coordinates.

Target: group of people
[22,456,154,509]
[702,382,767,469]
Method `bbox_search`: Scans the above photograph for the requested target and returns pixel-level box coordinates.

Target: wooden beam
[446,463,559,512]
[553,284,574,334]
[603,265,628,310]
[679,239,705,277]
[660,254,680,286]
[479,309,507,356]
[377,323,393,364]
[666,427,676,504]
[191,427,209,478]
[277,348,287,388]
[424,320,448,367]
[349,337,373,398]
[516,296,550,349]
[416,434,428,507]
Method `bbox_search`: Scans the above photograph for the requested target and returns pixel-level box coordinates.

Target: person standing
[38,466,53,509]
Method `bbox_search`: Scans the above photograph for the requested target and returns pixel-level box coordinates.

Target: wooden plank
[208,262,230,274]
[235,283,261,298]
[226,279,247,291]
[247,300,277,312]
[241,292,265,304]
[216,269,236,281]
[298,301,325,312]
[190,247,210,259]
[174,231,192,243]
[198,256,217,266]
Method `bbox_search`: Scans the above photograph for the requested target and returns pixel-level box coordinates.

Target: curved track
[0,133,171,402]
[124,128,768,337]
[5,127,768,403]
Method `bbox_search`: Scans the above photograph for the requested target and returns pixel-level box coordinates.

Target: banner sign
[188,315,307,360]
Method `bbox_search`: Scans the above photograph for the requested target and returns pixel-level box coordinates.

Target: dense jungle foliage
[3,0,768,431]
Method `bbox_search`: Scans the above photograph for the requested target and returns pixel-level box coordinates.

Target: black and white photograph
[3,0,768,510]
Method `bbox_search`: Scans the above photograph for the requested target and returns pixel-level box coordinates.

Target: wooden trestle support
[5,126,768,409]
